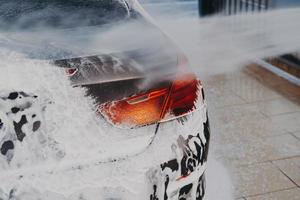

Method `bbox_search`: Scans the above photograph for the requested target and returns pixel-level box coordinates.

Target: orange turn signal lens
[99,88,169,128]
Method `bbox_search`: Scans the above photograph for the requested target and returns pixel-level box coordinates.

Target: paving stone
[231,162,295,198]
[246,188,300,200]
[204,74,248,108]
[269,112,300,133]
[255,97,300,116]
[205,88,246,108]
[207,68,300,199]
[292,131,300,140]
[209,104,287,145]
[213,133,300,166]
[228,76,283,103]
[273,156,300,187]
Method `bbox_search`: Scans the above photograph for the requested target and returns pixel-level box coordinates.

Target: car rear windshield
[0,0,130,30]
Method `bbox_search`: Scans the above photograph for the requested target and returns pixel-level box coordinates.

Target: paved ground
[140,2,300,198]
[204,65,300,199]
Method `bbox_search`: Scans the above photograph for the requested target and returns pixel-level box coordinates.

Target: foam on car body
[0,91,62,164]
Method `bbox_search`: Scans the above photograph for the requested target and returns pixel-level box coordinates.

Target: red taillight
[166,74,199,118]
[65,68,78,76]
[99,55,201,128]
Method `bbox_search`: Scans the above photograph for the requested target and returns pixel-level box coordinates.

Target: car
[0,0,210,199]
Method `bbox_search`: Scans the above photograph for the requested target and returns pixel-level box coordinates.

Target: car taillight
[98,55,201,128]
[65,67,78,76]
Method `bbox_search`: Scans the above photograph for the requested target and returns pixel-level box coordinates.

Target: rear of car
[0,0,210,199]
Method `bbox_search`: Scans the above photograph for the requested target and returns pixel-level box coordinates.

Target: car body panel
[0,89,209,199]
[0,0,210,199]
[0,90,209,199]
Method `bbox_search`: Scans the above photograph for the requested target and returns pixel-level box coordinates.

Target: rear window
[0,0,130,30]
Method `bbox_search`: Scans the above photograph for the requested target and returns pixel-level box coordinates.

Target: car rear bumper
[0,91,210,200]
[147,103,210,200]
